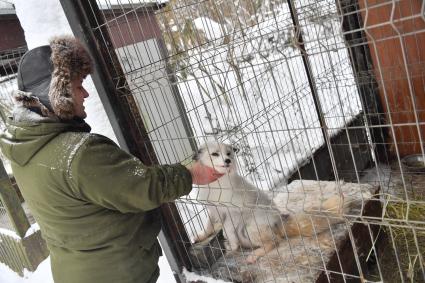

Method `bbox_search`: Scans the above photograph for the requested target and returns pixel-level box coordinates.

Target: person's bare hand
[187,162,224,185]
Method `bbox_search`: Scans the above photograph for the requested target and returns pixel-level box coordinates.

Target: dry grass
[382,196,425,283]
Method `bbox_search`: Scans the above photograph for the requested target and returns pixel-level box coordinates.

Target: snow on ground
[183,267,230,283]
[194,17,224,41]
[0,223,39,241]
[0,257,53,283]
[0,255,177,283]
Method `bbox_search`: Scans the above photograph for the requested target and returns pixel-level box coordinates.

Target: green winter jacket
[0,109,192,283]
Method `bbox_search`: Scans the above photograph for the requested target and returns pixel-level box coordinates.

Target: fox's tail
[278,195,350,238]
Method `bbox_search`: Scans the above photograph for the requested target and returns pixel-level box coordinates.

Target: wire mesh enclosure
[0,46,25,124]
[61,0,425,282]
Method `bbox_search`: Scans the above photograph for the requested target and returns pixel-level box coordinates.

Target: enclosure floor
[364,162,425,283]
[188,180,376,283]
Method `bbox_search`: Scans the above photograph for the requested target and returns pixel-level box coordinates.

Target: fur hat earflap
[48,36,93,120]
[14,89,55,118]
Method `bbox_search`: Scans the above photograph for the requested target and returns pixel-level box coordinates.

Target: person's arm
[69,134,192,213]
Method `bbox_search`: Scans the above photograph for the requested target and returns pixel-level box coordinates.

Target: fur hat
[15,36,92,120]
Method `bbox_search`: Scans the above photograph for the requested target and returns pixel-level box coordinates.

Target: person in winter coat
[0,36,219,283]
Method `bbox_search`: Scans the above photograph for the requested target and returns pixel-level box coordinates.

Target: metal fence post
[287,0,342,182]
[337,0,389,164]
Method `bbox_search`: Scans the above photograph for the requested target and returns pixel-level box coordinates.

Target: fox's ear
[232,147,240,153]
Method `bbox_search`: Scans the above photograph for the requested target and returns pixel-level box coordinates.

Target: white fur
[12,105,58,123]
[193,142,284,262]
[193,142,347,263]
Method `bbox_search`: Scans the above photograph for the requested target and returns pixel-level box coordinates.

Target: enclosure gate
[60,0,425,282]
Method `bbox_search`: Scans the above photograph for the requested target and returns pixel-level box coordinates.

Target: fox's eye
[211,152,219,156]
[227,152,231,156]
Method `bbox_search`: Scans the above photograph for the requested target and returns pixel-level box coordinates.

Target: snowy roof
[0,1,15,15]
[98,0,168,11]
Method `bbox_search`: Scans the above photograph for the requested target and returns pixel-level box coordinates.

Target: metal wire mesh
[78,0,425,282]
[56,0,425,282]
[0,46,24,123]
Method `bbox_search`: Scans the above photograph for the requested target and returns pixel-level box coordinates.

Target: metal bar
[287,0,342,184]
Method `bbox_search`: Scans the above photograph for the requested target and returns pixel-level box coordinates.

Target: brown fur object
[14,90,55,118]
[245,195,345,263]
[48,36,92,120]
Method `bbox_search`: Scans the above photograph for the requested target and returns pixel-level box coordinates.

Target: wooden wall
[0,15,26,51]
[103,8,162,49]
[359,0,425,157]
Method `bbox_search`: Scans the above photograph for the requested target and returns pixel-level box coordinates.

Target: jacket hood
[0,106,91,166]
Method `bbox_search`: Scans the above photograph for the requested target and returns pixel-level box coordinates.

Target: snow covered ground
[0,257,53,283]
[0,255,175,283]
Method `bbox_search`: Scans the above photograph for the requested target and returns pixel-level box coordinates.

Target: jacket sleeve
[69,134,192,213]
